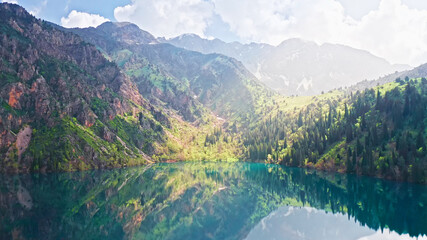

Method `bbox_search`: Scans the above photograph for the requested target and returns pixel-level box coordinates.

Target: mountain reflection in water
[0,162,426,240]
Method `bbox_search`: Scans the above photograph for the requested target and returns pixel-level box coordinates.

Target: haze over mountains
[164,34,411,95]
[56,20,412,97]
[351,62,427,92]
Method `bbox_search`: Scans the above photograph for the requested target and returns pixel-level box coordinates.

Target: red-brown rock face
[8,83,24,109]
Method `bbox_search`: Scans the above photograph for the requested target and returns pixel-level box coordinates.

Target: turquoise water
[0,162,426,239]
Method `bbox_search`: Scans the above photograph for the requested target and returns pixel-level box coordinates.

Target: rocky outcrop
[8,83,24,109]
[0,3,167,172]
[16,125,31,158]
[150,106,171,128]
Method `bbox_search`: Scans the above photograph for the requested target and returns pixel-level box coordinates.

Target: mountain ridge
[164,33,411,95]
[350,62,427,92]
[1,3,427,184]
[65,21,271,125]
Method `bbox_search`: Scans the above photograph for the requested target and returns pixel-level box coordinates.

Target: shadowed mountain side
[67,22,272,124]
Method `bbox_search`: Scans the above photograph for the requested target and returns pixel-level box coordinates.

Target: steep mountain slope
[68,22,271,125]
[0,3,176,172]
[164,34,410,95]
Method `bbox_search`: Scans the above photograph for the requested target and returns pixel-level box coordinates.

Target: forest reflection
[0,162,426,239]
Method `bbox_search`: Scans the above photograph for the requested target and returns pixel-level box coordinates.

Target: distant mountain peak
[164,34,410,95]
[97,21,158,45]
[277,38,318,48]
[100,21,135,28]
[177,33,201,39]
[97,21,143,33]
[169,33,226,45]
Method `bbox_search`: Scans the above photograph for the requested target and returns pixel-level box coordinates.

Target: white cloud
[112,0,427,66]
[29,0,47,17]
[114,0,214,38]
[351,0,427,66]
[61,10,110,28]
[213,0,427,66]
[1,0,19,4]
[64,0,71,12]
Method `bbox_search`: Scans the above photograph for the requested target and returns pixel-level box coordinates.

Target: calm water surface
[0,162,426,240]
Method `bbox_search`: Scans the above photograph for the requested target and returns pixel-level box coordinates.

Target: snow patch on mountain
[297,77,313,91]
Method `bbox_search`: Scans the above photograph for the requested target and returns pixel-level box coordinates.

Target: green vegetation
[2,3,427,185]
[165,118,241,162]
[90,97,110,118]
[0,99,25,116]
[243,78,427,183]
[26,117,148,172]
[0,23,30,44]
[0,71,20,87]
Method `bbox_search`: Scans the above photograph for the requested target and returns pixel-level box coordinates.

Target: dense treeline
[242,77,427,183]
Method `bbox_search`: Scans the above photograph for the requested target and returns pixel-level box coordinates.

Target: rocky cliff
[0,3,169,172]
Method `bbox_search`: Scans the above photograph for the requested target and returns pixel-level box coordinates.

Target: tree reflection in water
[0,162,426,240]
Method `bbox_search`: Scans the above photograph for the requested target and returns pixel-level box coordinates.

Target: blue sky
[2,0,427,66]
[5,0,130,23]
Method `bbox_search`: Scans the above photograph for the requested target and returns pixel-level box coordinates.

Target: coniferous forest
[242,78,427,183]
